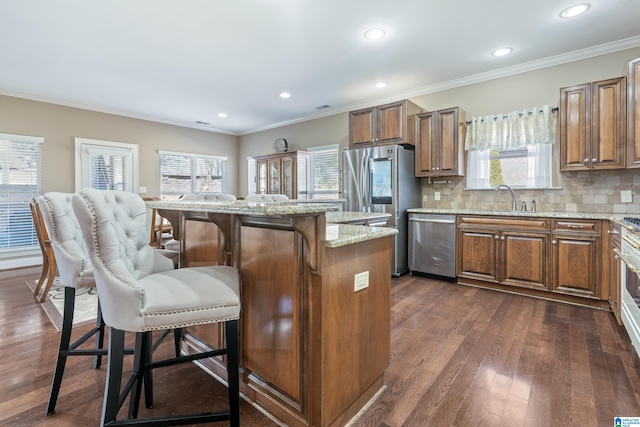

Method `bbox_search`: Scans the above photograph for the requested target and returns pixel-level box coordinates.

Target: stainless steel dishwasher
[408,213,456,278]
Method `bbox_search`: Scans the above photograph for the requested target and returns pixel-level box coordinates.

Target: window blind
[0,133,44,254]
[308,144,339,199]
[159,151,227,199]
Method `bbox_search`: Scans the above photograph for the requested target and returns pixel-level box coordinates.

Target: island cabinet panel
[320,237,391,426]
[607,221,623,324]
[182,218,221,267]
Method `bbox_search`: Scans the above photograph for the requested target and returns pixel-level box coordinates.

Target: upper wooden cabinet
[628,56,640,168]
[559,76,626,171]
[414,107,465,177]
[254,151,310,199]
[348,100,423,148]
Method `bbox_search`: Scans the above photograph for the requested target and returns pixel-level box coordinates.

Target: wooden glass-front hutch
[254,151,310,199]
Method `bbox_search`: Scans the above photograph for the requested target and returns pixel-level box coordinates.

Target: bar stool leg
[101,327,126,427]
[46,286,75,415]
[226,320,240,427]
[93,300,105,368]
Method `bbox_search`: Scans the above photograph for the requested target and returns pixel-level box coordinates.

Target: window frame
[159,150,228,199]
[74,137,139,193]
[307,144,340,200]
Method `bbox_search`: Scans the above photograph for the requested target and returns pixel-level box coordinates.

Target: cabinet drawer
[553,219,601,234]
[458,216,549,232]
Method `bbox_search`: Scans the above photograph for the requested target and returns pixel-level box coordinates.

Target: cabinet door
[560,83,590,171]
[281,156,293,198]
[377,101,405,144]
[268,159,281,194]
[438,108,463,176]
[591,77,626,169]
[500,231,548,290]
[628,58,640,168]
[349,107,376,147]
[457,229,499,282]
[609,223,622,324]
[415,112,437,177]
[257,160,268,194]
[551,235,600,298]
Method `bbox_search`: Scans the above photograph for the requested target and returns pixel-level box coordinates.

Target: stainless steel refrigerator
[342,145,422,276]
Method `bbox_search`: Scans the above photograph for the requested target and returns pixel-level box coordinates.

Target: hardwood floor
[1,267,639,426]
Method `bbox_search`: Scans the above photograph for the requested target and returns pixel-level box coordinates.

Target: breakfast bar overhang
[145,200,396,427]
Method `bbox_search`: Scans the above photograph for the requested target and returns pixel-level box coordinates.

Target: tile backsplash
[420,169,640,214]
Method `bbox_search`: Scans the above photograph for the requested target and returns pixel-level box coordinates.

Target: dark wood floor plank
[2,267,639,427]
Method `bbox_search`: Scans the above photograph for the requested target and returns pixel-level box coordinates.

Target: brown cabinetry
[254,151,310,199]
[607,221,622,324]
[457,216,549,291]
[550,219,601,299]
[559,77,626,171]
[415,107,466,177]
[628,56,640,168]
[348,100,423,148]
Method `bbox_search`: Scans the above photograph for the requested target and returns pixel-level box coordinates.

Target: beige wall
[0,95,240,196]
[2,46,639,209]
[239,46,640,213]
[238,113,349,195]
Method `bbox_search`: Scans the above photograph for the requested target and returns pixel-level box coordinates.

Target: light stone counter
[325,211,391,224]
[325,223,397,248]
[146,199,339,216]
[408,207,626,221]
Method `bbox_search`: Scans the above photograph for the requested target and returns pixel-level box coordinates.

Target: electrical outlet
[435,192,441,201]
[354,271,369,292]
[139,186,147,194]
[621,190,632,203]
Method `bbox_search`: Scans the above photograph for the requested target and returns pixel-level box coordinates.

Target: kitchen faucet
[495,184,516,211]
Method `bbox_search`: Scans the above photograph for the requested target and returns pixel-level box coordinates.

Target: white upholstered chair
[244,193,289,202]
[38,192,104,415]
[72,189,241,427]
[180,193,237,202]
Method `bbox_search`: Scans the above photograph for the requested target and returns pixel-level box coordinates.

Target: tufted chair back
[39,192,95,288]
[72,189,174,330]
[180,193,237,202]
[244,193,289,202]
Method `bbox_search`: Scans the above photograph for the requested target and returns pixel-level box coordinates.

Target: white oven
[616,219,640,357]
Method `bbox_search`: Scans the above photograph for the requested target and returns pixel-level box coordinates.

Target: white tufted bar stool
[244,193,289,202]
[72,189,241,427]
[39,192,107,415]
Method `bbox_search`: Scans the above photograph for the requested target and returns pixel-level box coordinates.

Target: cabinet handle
[607,229,619,234]
[552,240,557,245]
[584,158,589,163]
[500,236,505,241]
[591,158,597,163]
[494,235,499,239]
[436,167,440,171]
[566,224,584,229]
[432,168,436,171]
[615,254,620,260]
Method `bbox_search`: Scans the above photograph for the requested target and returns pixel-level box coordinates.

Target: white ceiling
[1,0,640,135]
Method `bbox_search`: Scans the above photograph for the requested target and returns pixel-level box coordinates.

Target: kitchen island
[146,199,397,427]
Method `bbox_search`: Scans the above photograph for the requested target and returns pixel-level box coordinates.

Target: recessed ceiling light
[375,82,387,88]
[364,29,385,40]
[491,47,513,57]
[559,3,590,18]
[218,113,227,118]
[280,92,291,99]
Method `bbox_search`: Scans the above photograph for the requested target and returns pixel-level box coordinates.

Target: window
[466,144,554,189]
[159,151,227,200]
[75,138,138,192]
[0,133,43,255]
[308,144,339,199]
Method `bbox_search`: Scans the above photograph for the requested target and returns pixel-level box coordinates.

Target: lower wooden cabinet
[550,219,601,299]
[457,215,606,303]
[457,216,549,291]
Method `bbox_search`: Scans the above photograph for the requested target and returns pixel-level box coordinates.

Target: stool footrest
[105,410,230,427]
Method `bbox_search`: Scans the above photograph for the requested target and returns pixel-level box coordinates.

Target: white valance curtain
[464,105,558,151]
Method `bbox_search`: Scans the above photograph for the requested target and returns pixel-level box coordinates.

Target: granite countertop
[325,211,391,223]
[408,207,626,221]
[145,199,339,216]
[325,224,398,248]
